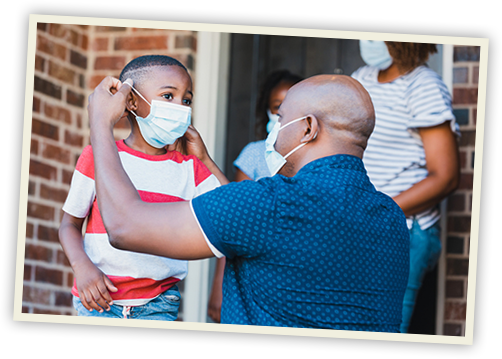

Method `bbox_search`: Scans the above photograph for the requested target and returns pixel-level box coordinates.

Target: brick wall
[25,23,89,315]
[443,46,479,336]
[24,23,197,316]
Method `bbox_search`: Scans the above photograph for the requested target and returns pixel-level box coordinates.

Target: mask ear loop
[122,83,151,118]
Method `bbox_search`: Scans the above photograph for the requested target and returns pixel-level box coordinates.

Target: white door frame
[182,31,230,323]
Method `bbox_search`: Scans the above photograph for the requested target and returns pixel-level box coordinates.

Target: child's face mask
[129,86,192,148]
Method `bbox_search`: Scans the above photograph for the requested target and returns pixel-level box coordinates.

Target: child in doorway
[59,55,221,320]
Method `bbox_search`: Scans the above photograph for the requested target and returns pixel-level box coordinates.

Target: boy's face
[128,65,193,119]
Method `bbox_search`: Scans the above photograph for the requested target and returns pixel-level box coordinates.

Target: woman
[352,40,460,333]
[207,70,303,322]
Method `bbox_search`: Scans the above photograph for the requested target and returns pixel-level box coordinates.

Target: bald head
[283,75,375,150]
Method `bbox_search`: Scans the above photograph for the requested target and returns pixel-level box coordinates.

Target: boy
[59,55,220,320]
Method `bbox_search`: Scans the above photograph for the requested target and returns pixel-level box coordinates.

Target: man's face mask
[129,86,191,148]
[265,116,314,176]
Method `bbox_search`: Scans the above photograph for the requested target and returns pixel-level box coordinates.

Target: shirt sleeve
[62,145,96,218]
[191,156,221,197]
[190,179,278,259]
[406,68,459,136]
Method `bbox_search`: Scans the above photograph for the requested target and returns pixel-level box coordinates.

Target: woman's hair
[385,42,438,72]
[255,70,303,139]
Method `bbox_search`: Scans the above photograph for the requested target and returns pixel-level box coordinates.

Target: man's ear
[301,115,319,143]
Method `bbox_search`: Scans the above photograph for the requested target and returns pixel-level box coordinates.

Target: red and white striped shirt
[62,140,221,306]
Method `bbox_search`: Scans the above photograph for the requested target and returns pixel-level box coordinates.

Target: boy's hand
[74,261,118,313]
[88,76,133,130]
[168,125,210,162]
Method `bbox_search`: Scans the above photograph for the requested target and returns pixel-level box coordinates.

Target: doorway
[223,33,444,334]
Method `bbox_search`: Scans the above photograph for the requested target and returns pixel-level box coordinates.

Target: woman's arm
[392,121,460,216]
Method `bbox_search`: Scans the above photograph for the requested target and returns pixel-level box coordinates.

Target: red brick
[55,290,72,306]
[453,88,478,105]
[48,23,68,39]
[175,35,194,49]
[32,118,59,140]
[96,26,126,32]
[447,193,465,212]
[40,183,68,203]
[35,55,45,72]
[448,215,471,233]
[23,285,51,305]
[69,29,79,47]
[42,143,71,164]
[44,103,72,124]
[24,264,32,281]
[67,89,85,108]
[33,308,67,315]
[34,76,62,99]
[458,173,473,190]
[25,243,52,262]
[114,36,168,51]
[447,258,469,276]
[31,138,38,155]
[37,35,67,60]
[37,224,59,243]
[70,50,87,69]
[472,66,479,84]
[62,169,73,185]
[76,114,83,129]
[89,75,106,89]
[27,201,55,221]
[459,130,476,146]
[26,222,34,238]
[82,34,89,51]
[37,23,47,32]
[67,272,74,287]
[94,56,126,70]
[92,37,108,51]
[35,266,63,285]
[29,159,57,181]
[28,181,36,196]
[64,130,84,148]
[48,61,76,84]
[443,323,463,336]
[459,150,467,170]
[446,280,464,298]
[56,250,71,267]
[33,96,41,113]
[472,108,477,125]
[444,302,466,321]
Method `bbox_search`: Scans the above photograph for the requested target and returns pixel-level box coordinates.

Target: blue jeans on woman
[400,221,442,333]
[72,285,180,321]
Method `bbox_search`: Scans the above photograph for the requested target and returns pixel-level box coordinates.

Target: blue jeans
[72,285,180,321]
[400,221,441,333]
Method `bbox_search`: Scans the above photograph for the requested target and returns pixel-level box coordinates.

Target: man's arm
[87,77,214,260]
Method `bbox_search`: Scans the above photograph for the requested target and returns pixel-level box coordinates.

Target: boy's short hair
[119,55,189,90]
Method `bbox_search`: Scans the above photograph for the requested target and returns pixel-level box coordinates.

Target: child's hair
[255,70,303,139]
[119,55,189,91]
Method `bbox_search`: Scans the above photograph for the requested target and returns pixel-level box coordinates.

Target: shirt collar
[295,154,366,176]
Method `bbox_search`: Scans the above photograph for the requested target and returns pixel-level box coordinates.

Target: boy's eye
[183,99,192,106]
[162,93,173,100]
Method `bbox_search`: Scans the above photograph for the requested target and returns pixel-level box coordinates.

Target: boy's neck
[124,133,167,156]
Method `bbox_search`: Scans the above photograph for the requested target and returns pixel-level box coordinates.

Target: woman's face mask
[129,87,191,148]
[266,109,280,133]
[359,40,393,70]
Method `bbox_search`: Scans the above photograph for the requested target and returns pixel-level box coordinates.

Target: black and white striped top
[352,65,459,230]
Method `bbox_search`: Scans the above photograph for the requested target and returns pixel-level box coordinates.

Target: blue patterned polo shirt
[191,154,409,332]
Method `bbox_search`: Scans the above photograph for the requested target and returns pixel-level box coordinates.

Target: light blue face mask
[266,109,280,133]
[359,40,393,70]
[129,87,192,149]
[265,116,312,176]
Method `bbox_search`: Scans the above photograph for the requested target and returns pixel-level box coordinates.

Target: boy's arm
[59,212,117,312]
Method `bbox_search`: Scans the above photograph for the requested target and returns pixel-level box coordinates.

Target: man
[87,74,410,332]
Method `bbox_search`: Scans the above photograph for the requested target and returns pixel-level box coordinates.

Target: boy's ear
[301,115,319,143]
[125,92,138,113]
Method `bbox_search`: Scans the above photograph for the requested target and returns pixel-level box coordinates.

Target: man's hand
[87,76,133,130]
